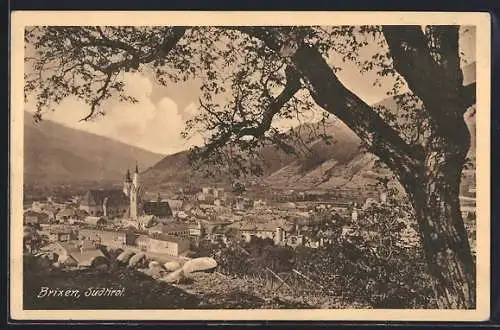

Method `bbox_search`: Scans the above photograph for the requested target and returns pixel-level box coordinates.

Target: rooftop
[148,223,188,233]
[138,233,188,244]
[56,207,78,217]
[81,189,129,207]
[69,249,106,266]
[143,201,173,217]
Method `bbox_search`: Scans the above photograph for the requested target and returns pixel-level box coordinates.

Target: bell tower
[123,169,132,196]
[133,162,140,188]
[130,163,140,220]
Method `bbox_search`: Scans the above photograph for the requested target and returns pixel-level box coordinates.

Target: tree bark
[380,26,476,308]
[400,119,475,308]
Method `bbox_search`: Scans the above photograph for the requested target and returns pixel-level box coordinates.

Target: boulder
[58,254,68,264]
[162,268,186,284]
[163,261,182,272]
[128,252,146,268]
[148,261,160,269]
[149,266,164,279]
[117,250,135,263]
[137,268,149,276]
[182,257,217,274]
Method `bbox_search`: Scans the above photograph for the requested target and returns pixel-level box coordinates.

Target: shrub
[294,194,435,308]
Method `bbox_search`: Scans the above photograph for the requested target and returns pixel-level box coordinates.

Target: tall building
[123,163,142,220]
[122,163,172,223]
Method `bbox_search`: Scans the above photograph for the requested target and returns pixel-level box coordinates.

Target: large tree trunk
[376,27,476,308]
[401,125,475,309]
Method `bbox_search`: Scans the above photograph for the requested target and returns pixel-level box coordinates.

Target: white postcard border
[10,11,491,321]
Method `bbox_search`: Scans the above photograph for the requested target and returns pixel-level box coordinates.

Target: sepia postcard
[10,11,491,321]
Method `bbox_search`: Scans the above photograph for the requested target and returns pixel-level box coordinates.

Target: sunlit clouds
[25,71,204,155]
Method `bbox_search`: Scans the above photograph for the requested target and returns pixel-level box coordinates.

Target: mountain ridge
[141,63,476,192]
[24,111,164,186]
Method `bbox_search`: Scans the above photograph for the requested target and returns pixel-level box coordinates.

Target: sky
[24,26,476,156]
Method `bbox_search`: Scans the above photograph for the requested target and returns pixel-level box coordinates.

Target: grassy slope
[23,256,311,309]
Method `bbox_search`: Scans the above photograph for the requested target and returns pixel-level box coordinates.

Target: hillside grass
[24,259,200,309]
[23,255,312,310]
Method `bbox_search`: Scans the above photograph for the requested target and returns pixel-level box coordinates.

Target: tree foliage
[23,225,49,253]
[26,25,474,179]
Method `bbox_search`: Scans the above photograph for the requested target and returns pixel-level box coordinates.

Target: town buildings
[23,210,49,225]
[77,167,176,231]
[146,223,190,239]
[41,240,106,268]
[136,234,190,256]
[66,227,191,257]
[45,226,79,242]
[79,228,130,248]
[80,189,129,218]
[29,164,474,271]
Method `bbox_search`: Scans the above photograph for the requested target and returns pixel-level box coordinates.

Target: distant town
[23,161,477,271]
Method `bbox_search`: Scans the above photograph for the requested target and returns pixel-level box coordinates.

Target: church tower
[129,163,141,220]
[123,169,132,196]
[133,162,140,188]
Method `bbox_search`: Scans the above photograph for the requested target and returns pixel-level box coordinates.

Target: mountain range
[24,112,164,186]
[24,62,476,194]
[142,63,476,193]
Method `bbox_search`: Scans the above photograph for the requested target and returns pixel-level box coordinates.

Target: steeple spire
[125,168,132,182]
[130,161,140,221]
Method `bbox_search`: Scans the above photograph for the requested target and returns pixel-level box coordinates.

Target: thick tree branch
[80,27,186,74]
[141,27,186,62]
[235,26,424,178]
[292,47,423,177]
[382,26,440,102]
[197,66,301,158]
[382,26,473,122]
[76,27,186,120]
[83,28,141,56]
[233,27,285,51]
[237,66,301,138]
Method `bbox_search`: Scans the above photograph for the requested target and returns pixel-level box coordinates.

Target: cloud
[142,98,205,153]
[182,102,199,120]
[26,72,200,155]
[137,97,187,154]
